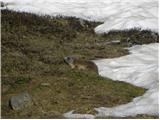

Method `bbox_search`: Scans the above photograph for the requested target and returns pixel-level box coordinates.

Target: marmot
[64,56,98,74]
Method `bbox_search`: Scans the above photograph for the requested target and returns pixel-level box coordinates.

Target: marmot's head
[64,56,75,64]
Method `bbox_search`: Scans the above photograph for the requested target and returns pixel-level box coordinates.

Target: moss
[1,9,158,118]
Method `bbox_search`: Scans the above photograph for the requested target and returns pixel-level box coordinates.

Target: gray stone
[106,40,121,45]
[10,92,32,110]
[40,82,51,86]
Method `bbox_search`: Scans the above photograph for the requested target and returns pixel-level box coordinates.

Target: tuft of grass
[1,10,158,119]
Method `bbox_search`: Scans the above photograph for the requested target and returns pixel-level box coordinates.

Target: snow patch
[0,0,158,33]
[63,110,95,119]
[93,43,159,117]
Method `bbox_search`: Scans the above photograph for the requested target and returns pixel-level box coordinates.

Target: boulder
[9,92,32,110]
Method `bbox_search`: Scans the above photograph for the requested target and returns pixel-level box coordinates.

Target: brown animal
[64,56,98,74]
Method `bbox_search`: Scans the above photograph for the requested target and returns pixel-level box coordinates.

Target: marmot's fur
[64,56,98,74]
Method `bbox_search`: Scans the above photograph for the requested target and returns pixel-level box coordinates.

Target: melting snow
[1,0,158,33]
[93,43,159,118]
[1,0,159,118]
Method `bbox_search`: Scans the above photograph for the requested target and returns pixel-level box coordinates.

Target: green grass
[1,10,158,118]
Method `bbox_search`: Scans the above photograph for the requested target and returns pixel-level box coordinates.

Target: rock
[79,19,86,28]
[9,92,32,110]
[40,82,51,86]
[105,40,121,45]
[0,2,9,8]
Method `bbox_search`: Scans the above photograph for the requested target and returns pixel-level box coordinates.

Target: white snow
[63,110,95,119]
[1,0,159,33]
[93,43,159,117]
[1,0,159,118]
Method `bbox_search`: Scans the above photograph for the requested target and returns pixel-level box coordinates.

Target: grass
[1,9,158,118]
